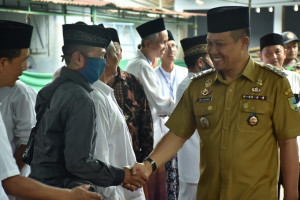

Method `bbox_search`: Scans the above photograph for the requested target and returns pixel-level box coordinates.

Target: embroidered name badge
[242,95,267,100]
[288,96,298,111]
[197,97,212,103]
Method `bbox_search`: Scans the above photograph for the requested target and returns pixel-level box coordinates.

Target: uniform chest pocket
[194,102,217,135]
[237,100,271,133]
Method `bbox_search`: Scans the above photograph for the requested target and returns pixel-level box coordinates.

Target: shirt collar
[137,49,152,66]
[188,72,197,78]
[215,56,256,84]
[60,66,93,93]
[240,56,256,82]
[93,80,114,96]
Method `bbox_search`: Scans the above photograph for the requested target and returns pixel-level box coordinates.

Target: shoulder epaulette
[261,64,287,78]
[191,68,216,80]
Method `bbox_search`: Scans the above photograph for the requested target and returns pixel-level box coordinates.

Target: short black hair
[0,49,21,61]
[230,28,250,42]
[62,44,94,65]
[184,54,205,69]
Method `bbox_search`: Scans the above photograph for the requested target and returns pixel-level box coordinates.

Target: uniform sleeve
[273,78,300,140]
[11,90,36,148]
[0,114,20,181]
[127,60,175,115]
[63,92,124,187]
[165,82,197,139]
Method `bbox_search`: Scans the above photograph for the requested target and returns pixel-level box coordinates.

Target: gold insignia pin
[205,79,212,87]
[243,103,249,109]
[251,86,261,93]
[200,116,209,129]
[284,88,292,96]
[201,88,212,96]
[256,80,263,86]
[248,113,259,126]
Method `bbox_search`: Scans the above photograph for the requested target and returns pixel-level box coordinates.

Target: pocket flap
[240,100,270,114]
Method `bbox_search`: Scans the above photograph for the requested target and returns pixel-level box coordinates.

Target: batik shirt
[108,67,153,162]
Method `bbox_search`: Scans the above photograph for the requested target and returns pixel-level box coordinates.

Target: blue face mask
[78,57,106,84]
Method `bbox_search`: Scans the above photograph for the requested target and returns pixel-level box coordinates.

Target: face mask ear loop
[76,53,87,71]
[201,56,213,70]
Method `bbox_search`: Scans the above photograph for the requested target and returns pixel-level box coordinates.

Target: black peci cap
[167,30,175,41]
[63,22,111,48]
[207,6,249,33]
[136,18,166,39]
[282,31,299,45]
[98,23,105,28]
[260,33,284,51]
[0,20,33,49]
[180,35,207,57]
[106,27,120,44]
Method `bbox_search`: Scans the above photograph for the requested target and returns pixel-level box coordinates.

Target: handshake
[121,160,154,191]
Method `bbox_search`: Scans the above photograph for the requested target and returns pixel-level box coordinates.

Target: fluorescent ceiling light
[195,0,204,6]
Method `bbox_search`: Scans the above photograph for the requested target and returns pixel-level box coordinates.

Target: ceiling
[174,0,300,12]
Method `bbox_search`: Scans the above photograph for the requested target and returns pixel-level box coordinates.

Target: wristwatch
[144,157,157,172]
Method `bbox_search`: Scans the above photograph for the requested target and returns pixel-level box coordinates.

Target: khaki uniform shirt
[166,57,300,200]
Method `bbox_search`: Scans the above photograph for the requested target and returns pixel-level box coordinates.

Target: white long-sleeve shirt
[0,113,20,200]
[125,49,175,115]
[175,72,200,184]
[0,80,36,154]
[92,80,145,200]
[153,65,187,146]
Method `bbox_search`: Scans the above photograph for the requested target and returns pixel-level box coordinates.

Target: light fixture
[256,7,260,13]
[195,0,204,6]
[294,4,299,11]
[269,7,273,12]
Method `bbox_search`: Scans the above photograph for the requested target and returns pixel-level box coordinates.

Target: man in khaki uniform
[131,6,300,200]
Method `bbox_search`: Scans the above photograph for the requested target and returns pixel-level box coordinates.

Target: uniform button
[207,105,213,111]
[243,103,249,109]
[228,88,232,92]
[225,107,230,111]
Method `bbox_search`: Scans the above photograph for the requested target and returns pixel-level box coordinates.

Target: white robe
[92,80,145,200]
[0,113,20,200]
[154,65,187,146]
[175,72,200,184]
[125,49,175,115]
[0,80,36,184]
[0,80,36,154]
[175,72,200,200]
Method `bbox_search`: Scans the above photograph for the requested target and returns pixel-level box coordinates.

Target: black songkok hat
[63,22,111,48]
[282,31,300,45]
[106,28,120,44]
[167,30,175,41]
[260,33,284,51]
[207,6,249,33]
[136,18,166,39]
[0,20,33,49]
[180,35,207,57]
[98,23,105,28]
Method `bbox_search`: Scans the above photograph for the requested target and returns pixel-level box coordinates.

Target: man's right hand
[68,185,103,200]
[121,166,148,191]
